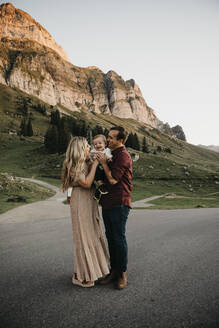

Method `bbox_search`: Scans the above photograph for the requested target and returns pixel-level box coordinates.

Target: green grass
[0,82,219,212]
[0,84,51,136]
[0,132,219,212]
[35,176,62,188]
[0,174,55,214]
[145,193,219,209]
[131,177,219,202]
[0,134,63,180]
[1,82,219,173]
[131,150,219,203]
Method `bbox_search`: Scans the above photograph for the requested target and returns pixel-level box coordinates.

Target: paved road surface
[0,180,218,328]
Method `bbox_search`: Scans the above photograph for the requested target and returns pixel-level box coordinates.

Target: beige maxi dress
[70,162,109,283]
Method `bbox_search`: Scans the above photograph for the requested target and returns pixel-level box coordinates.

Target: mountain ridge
[198,145,219,153]
[0,2,186,141]
[0,3,69,61]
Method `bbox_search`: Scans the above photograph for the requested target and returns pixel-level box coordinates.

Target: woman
[62,136,109,287]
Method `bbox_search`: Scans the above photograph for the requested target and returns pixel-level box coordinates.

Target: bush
[165,147,172,154]
[44,125,59,153]
[142,136,149,153]
[27,118,33,137]
[35,104,46,115]
[75,101,81,108]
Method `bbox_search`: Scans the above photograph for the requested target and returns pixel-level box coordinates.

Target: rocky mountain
[0,2,69,61]
[198,145,219,153]
[159,123,186,141]
[0,3,186,140]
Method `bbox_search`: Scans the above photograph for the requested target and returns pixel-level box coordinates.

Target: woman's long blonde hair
[62,136,88,191]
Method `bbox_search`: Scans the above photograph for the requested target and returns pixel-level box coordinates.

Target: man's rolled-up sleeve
[111,154,130,182]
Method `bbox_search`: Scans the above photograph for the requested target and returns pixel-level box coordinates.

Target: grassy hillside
[1,133,219,210]
[0,84,51,136]
[0,173,55,214]
[1,82,219,172]
[0,83,219,211]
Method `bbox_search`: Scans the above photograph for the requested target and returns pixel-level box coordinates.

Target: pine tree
[44,125,59,153]
[96,125,104,134]
[27,118,33,137]
[126,133,134,148]
[58,117,71,153]
[36,104,46,115]
[72,120,79,136]
[86,126,93,144]
[20,118,27,136]
[92,125,99,137]
[142,136,149,153]
[17,97,29,117]
[51,109,60,126]
[133,133,140,150]
[103,128,109,138]
[79,121,87,137]
[125,134,131,148]
[58,129,70,153]
[23,99,28,117]
[67,117,77,136]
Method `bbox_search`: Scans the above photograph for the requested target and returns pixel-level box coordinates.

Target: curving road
[0,180,219,328]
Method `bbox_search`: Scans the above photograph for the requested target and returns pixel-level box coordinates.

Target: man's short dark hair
[110,126,129,143]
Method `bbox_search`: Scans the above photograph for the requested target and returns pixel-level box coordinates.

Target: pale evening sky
[10,0,219,146]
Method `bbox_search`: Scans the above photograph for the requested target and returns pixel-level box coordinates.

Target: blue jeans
[102,205,130,273]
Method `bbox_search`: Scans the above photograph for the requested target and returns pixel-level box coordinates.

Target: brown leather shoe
[117,272,127,289]
[99,270,117,285]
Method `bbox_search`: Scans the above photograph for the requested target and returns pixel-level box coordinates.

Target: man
[96,126,132,290]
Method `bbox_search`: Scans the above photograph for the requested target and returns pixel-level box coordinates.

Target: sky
[10,0,219,145]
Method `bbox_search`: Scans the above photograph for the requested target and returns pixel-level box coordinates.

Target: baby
[91,134,112,200]
[66,134,112,203]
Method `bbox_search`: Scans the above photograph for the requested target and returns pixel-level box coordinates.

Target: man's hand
[96,153,107,165]
[96,153,117,185]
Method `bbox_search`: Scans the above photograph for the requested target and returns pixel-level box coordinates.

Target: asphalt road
[0,203,219,328]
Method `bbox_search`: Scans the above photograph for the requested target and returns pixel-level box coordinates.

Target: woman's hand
[90,152,97,162]
[78,159,98,189]
[96,153,107,165]
[92,158,99,167]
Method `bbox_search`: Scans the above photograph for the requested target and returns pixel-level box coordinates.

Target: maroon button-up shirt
[99,146,132,210]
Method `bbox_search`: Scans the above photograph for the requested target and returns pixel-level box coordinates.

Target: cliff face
[0,3,69,62]
[160,123,186,141]
[0,36,161,127]
[0,3,185,138]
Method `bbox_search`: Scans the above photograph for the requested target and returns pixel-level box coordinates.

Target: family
[62,126,132,289]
